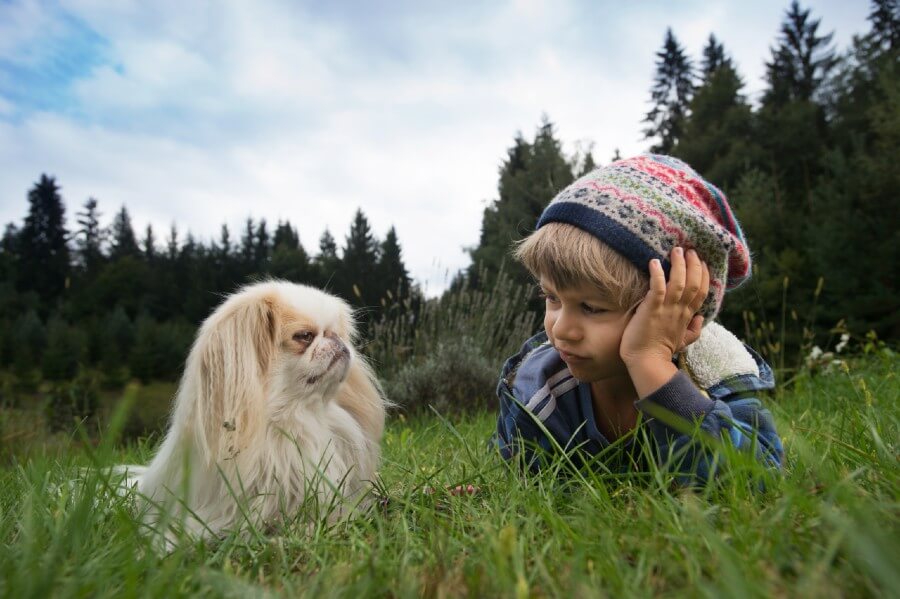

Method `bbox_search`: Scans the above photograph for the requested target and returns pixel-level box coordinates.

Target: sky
[0,0,872,294]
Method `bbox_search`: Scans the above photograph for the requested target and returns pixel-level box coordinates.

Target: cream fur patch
[683,322,759,388]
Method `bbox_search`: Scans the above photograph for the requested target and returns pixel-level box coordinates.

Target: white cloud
[0,0,872,294]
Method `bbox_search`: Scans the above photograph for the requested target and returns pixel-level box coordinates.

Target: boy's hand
[620,247,710,375]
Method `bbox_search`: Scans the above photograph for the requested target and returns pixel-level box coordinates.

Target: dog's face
[270,285,355,398]
[190,281,375,460]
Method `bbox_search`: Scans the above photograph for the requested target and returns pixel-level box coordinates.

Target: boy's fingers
[648,258,666,303]
[666,247,686,304]
[683,249,702,306]
[683,315,704,347]
[689,260,710,312]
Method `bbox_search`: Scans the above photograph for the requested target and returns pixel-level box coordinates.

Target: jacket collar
[504,323,774,400]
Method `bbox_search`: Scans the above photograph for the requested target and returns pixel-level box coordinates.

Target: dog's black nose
[324,331,349,355]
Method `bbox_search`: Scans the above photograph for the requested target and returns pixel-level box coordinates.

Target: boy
[496,154,783,483]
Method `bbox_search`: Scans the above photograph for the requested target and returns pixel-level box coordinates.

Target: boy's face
[540,277,631,383]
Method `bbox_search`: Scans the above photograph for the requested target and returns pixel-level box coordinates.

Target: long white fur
[120,281,386,546]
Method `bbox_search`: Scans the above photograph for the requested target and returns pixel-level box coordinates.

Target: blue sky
[0,0,871,293]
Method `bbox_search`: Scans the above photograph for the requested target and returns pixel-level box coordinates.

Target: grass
[0,351,897,598]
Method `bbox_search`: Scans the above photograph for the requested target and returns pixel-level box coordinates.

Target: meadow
[0,345,897,598]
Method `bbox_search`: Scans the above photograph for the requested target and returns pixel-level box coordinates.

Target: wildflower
[808,345,823,361]
[835,333,850,354]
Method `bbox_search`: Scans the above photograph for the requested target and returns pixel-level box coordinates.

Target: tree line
[0,185,411,386]
[467,0,899,348]
[0,0,896,390]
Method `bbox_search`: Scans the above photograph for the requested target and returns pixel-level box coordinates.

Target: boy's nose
[551,310,581,342]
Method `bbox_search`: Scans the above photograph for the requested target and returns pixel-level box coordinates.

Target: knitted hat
[536,153,750,320]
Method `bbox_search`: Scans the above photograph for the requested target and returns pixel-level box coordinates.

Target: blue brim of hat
[536,201,672,279]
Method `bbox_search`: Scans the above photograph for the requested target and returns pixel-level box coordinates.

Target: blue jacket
[495,322,784,483]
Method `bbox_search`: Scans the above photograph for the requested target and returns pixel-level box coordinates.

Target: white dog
[121,281,386,545]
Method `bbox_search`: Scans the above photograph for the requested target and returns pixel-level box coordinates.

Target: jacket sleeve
[635,371,784,484]
[495,378,555,473]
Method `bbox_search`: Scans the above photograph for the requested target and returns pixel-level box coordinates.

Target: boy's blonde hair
[514,222,649,310]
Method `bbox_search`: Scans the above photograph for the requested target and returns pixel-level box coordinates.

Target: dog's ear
[193,294,278,464]
[334,301,386,446]
[337,353,386,445]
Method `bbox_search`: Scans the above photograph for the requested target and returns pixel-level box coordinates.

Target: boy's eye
[541,292,559,303]
[581,303,605,314]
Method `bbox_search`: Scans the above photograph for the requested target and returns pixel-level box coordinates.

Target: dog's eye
[292,331,316,344]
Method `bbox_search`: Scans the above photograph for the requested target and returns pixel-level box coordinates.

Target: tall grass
[1,268,897,596]
[740,275,828,380]
[0,349,897,597]
[365,269,538,413]
[366,268,538,380]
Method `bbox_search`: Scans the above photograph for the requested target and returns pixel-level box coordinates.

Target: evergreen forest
[1,0,896,394]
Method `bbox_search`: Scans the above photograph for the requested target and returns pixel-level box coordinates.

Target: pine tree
[676,37,757,188]
[800,1,900,336]
[75,198,104,276]
[240,217,255,267]
[831,0,900,146]
[270,220,311,283]
[763,0,838,105]
[270,244,311,284]
[18,175,70,304]
[108,206,140,261]
[579,151,596,176]
[314,229,341,290]
[318,230,338,260]
[0,224,19,293]
[468,118,575,287]
[254,219,271,271]
[176,232,206,323]
[181,233,198,264]
[700,34,731,82]
[209,223,238,295]
[218,223,232,258]
[377,226,410,302]
[869,0,900,50]
[341,209,381,306]
[759,1,836,209]
[1,223,17,254]
[273,220,300,250]
[142,224,157,262]
[572,141,597,177]
[166,224,179,261]
[643,28,695,153]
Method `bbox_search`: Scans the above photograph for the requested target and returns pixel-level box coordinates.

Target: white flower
[835,333,850,353]
[808,345,823,360]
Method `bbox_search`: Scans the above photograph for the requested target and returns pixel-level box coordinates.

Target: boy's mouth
[557,348,588,362]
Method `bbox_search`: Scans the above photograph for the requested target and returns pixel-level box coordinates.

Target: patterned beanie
[536,153,751,320]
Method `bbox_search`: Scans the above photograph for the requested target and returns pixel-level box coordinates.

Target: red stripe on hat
[630,158,737,232]
[589,182,688,246]
[633,158,712,209]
